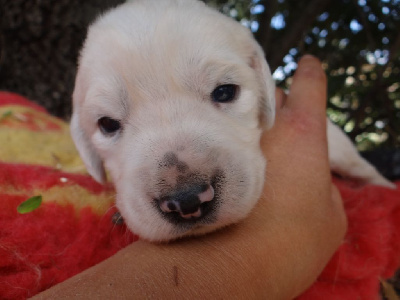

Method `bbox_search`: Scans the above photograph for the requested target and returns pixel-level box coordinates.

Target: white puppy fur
[71,0,395,242]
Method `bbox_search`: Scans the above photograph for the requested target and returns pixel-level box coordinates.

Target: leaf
[0,110,13,122]
[17,195,43,214]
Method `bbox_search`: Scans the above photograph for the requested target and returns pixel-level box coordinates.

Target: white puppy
[71,0,395,242]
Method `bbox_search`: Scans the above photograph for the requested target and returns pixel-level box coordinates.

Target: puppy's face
[71,0,275,241]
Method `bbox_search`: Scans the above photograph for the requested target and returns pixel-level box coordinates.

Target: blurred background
[0,0,399,175]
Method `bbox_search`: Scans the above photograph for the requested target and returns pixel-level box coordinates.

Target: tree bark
[254,0,278,57]
[265,0,333,72]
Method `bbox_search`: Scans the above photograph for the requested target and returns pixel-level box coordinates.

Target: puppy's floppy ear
[250,44,276,130]
[70,111,107,183]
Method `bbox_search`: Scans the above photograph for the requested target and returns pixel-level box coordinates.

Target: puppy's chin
[156,223,235,243]
[117,205,252,243]
[137,222,227,243]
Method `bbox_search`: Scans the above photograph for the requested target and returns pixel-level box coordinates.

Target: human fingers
[261,55,329,161]
[284,55,327,124]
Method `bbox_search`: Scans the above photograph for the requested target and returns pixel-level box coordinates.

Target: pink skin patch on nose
[198,185,214,203]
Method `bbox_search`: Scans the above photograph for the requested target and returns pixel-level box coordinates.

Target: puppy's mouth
[154,171,224,227]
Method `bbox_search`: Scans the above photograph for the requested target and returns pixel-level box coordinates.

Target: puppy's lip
[180,208,202,219]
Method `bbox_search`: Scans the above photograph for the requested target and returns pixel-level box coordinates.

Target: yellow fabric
[0,104,115,214]
[0,105,85,173]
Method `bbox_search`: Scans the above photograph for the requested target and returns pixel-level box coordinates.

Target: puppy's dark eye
[98,117,121,135]
[211,84,238,103]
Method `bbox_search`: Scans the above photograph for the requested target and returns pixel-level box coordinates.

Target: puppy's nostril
[167,202,177,211]
[158,184,215,220]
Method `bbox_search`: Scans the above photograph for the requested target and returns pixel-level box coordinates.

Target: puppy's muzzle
[157,183,215,222]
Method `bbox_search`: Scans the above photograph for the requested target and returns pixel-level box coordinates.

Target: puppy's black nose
[158,184,214,220]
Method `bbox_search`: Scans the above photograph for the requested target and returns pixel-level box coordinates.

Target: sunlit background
[205,0,400,151]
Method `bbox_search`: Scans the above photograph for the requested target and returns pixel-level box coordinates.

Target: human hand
[34,55,347,300]
[254,54,348,297]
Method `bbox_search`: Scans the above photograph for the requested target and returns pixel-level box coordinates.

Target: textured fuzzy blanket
[0,91,399,299]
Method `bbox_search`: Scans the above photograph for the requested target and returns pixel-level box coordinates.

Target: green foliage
[0,110,13,122]
[204,0,400,150]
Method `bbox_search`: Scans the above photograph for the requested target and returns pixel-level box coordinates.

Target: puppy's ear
[70,112,107,183]
[250,45,276,130]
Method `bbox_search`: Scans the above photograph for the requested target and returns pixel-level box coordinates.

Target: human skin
[34,55,347,299]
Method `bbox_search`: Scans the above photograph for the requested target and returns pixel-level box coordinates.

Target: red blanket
[0,92,399,299]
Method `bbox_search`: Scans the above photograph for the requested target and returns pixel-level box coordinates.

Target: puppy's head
[71,0,275,241]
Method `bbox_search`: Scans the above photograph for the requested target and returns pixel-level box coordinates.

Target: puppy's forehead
[78,0,260,117]
[94,0,252,52]
[83,0,255,82]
